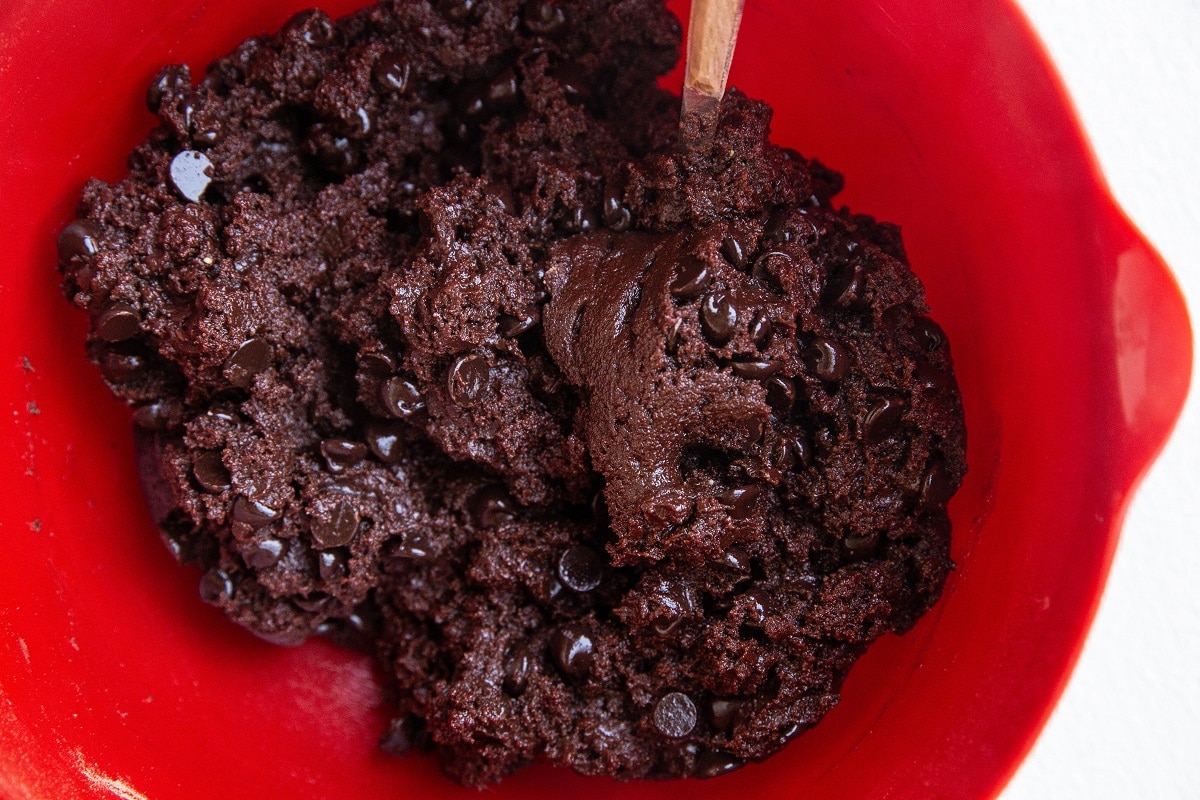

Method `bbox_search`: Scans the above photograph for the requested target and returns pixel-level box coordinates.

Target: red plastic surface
[0,1,1191,798]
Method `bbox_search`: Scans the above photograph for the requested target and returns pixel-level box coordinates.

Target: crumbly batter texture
[58,0,966,786]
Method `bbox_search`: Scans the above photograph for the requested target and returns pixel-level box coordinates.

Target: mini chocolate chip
[487,69,520,112]
[380,377,424,418]
[169,150,213,203]
[247,538,284,569]
[669,257,711,299]
[503,641,535,696]
[602,191,631,231]
[318,548,348,582]
[804,337,848,381]
[468,485,517,528]
[721,545,751,573]
[94,303,140,342]
[198,567,232,604]
[232,496,280,526]
[146,64,189,113]
[716,486,762,520]
[320,438,367,470]
[863,396,904,443]
[448,353,493,408]
[224,338,272,388]
[192,450,230,494]
[914,316,947,352]
[365,422,406,464]
[720,235,749,269]
[373,51,412,93]
[700,292,738,345]
[358,351,396,377]
[57,219,102,262]
[920,456,956,505]
[844,533,881,557]
[653,692,697,738]
[749,312,773,348]
[707,697,744,733]
[765,376,795,415]
[310,499,359,549]
[498,308,539,338]
[523,0,566,35]
[557,544,604,592]
[731,358,778,380]
[379,715,429,755]
[550,623,594,680]
[695,748,743,779]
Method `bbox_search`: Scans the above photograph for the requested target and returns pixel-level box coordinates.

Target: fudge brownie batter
[57,0,966,786]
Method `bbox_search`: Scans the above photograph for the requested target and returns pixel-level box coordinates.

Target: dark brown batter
[57,0,965,786]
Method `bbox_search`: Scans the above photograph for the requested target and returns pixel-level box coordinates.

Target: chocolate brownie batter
[57,0,966,786]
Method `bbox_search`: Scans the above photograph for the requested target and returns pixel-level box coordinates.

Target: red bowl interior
[0,1,1191,798]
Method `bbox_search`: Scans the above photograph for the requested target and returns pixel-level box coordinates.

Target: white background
[1000,1,1200,798]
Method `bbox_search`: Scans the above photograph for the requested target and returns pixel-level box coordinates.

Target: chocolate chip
[358,351,396,377]
[169,150,213,203]
[365,422,406,464]
[373,51,412,93]
[707,697,745,733]
[503,641,535,696]
[695,749,744,779]
[645,490,692,527]
[98,349,146,383]
[562,205,601,234]
[294,593,335,614]
[669,257,711,299]
[320,438,367,470]
[385,531,432,562]
[804,337,848,381]
[94,303,140,342]
[247,538,284,569]
[752,250,792,287]
[487,69,520,113]
[823,265,864,307]
[720,545,751,573]
[448,353,493,408]
[715,486,762,520]
[550,623,594,680]
[741,587,772,626]
[224,338,272,388]
[380,376,424,418]
[379,715,429,755]
[283,9,334,45]
[650,579,697,634]
[498,308,539,338]
[765,376,795,415]
[192,450,231,494]
[318,548,348,582]
[913,361,951,393]
[749,312,773,348]
[602,189,631,232]
[731,358,778,380]
[523,0,566,36]
[556,64,592,104]
[310,499,359,549]
[439,0,476,21]
[863,396,904,443]
[763,209,794,243]
[914,316,946,352]
[307,124,360,176]
[57,219,102,262]
[468,485,517,528]
[146,64,190,113]
[720,235,749,269]
[920,456,955,506]
[653,692,697,738]
[844,533,880,557]
[557,544,604,592]
[231,496,281,526]
[700,292,738,345]
[664,317,684,354]
[198,567,232,604]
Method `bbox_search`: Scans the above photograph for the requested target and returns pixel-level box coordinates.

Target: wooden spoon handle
[681,0,746,150]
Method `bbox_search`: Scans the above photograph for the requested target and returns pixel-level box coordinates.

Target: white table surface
[999,1,1200,798]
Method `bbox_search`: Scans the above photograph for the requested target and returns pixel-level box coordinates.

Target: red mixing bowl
[0,1,1191,798]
